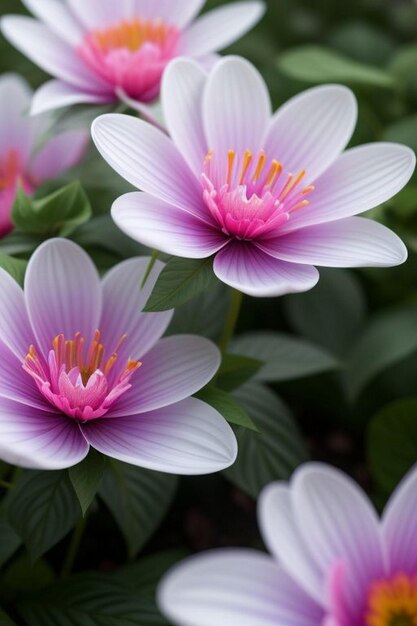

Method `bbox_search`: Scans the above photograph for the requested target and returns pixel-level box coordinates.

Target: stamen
[302,185,315,195]
[227,150,236,186]
[253,150,266,183]
[239,150,253,184]
[265,160,282,188]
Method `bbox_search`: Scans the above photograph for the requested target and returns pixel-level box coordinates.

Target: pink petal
[0,268,33,359]
[382,463,417,575]
[203,56,271,158]
[263,85,357,185]
[82,397,237,474]
[109,335,221,417]
[0,397,88,470]
[29,129,88,184]
[24,239,102,358]
[112,192,226,258]
[92,113,205,218]
[258,217,407,268]
[258,483,324,603]
[99,256,173,368]
[158,549,324,626]
[0,341,49,410]
[0,73,34,160]
[1,16,110,92]
[161,58,208,178]
[280,143,416,233]
[213,241,319,297]
[30,80,111,115]
[21,0,84,45]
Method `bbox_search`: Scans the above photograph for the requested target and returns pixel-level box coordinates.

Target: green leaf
[144,257,218,312]
[0,231,41,256]
[196,386,258,431]
[17,573,166,626]
[231,331,339,382]
[99,461,177,558]
[382,114,417,153]
[69,450,106,516]
[277,45,394,87]
[12,181,92,237]
[344,304,417,400]
[0,505,21,569]
[224,382,309,498]
[0,253,27,287]
[115,550,188,596]
[216,353,263,391]
[1,555,54,602]
[368,398,417,498]
[284,268,366,357]
[0,607,18,626]
[8,470,81,561]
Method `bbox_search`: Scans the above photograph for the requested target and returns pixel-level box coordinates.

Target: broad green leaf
[344,304,417,400]
[17,573,166,626]
[231,331,339,382]
[216,353,263,391]
[277,45,394,87]
[69,450,106,516]
[99,461,177,558]
[116,550,188,596]
[0,607,18,626]
[224,382,309,498]
[0,253,27,287]
[1,556,54,601]
[327,22,395,65]
[144,257,218,312]
[0,231,41,256]
[389,44,417,85]
[8,470,81,561]
[12,182,91,237]
[73,214,146,258]
[284,268,366,357]
[196,386,258,431]
[0,505,21,569]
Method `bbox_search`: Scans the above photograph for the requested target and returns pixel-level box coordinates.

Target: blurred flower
[0,74,87,239]
[158,462,417,626]
[92,56,414,297]
[1,1,264,117]
[0,238,237,472]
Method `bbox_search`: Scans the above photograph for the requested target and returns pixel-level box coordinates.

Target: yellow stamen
[239,150,253,184]
[253,150,266,183]
[265,160,283,188]
[227,150,235,186]
[92,18,175,54]
[366,574,417,626]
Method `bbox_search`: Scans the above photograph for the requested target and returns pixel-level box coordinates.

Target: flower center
[23,330,141,422]
[78,17,180,101]
[365,574,417,626]
[0,149,31,192]
[201,149,314,241]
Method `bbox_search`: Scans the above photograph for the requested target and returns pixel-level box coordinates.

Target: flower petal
[131,0,207,27]
[0,340,50,410]
[0,269,33,359]
[92,114,205,218]
[99,256,173,367]
[263,85,357,185]
[280,143,416,233]
[258,482,324,603]
[213,241,319,297]
[67,0,125,29]
[29,129,88,183]
[24,239,102,357]
[158,549,324,626]
[0,397,89,470]
[82,397,237,474]
[258,217,407,268]
[181,2,266,57]
[30,80,111,115]
[382,463,417,575]
[203,56,271,157]
[109,335,221,416]
[21,0,84,45]
[0,73,34,159]
[161,58,208,177]
[292,463,385,622]
[112,192,226,258]
[1,16,110,92]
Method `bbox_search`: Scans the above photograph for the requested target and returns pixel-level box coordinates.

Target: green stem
[60,514,88,578]
[218,289,243,354]
[141,249,160,288]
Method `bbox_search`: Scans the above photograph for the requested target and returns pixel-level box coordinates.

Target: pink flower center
[78,17,180,101]
[22,330,141,422]
[202,149,314,240]
[365,574,417,626]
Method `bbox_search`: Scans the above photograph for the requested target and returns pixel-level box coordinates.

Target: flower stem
[141,249,160,288]
[219,289,243,354]
[60,514,89,578]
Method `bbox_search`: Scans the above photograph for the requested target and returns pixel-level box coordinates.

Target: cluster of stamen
[365,574,417,626]
[202,149,314,240]
[23,330,141,421]
[91,18,178,54]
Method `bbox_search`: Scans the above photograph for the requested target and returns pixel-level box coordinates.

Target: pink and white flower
[0,238,237,472]
[158,462,417,626]
[0,73,87,238]
[1,1,264,116]
[92,56,415,297]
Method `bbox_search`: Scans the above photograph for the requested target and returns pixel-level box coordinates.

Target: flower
[158,462,417,626]
[92,56,415,298]
[0,238,237,472]
[0,73,87,239]
[1,1,264,117]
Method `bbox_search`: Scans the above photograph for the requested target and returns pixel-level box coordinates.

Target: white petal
[130,0,207,27]
[67,0,125,29]
[0,73,34,159]
[0,269,33,359]
[21,0,84,45]
[31,80,110,116]
[29,129,88,183]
